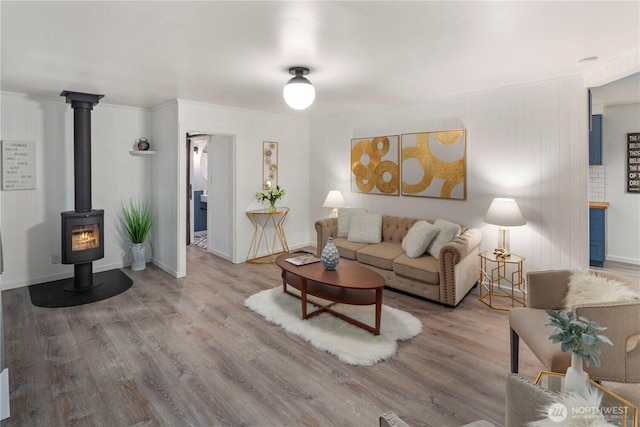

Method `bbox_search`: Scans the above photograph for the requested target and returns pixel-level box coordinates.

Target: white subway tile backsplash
[588,165,607,201]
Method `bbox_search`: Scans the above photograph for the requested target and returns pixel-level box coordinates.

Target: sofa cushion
[427,219,461,260]
[348,212,382,243]
[402,220,439,258]
[392,254,440,284]
[336,207,367,238]
[356,242,405,271]
[332,237,368,260]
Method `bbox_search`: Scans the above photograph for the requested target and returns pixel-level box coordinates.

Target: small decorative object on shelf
[545,309,613,393]
[256,181,285,212]
[321,237,340,270]
[493,248,510,259]
[136,137,150,151]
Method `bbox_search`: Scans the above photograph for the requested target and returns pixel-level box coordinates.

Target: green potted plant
[256,182,286,211]
[121,200,153,271]
[545,309,613,392]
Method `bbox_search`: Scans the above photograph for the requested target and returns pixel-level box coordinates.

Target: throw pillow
[402,220,440,258]
[427,219,461,260]
[337,207,367,238]
[564,270,640,310]
[348,212,382,243]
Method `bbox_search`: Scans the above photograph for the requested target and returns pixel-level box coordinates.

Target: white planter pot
[131,243,146,271]
[564,352,590,393]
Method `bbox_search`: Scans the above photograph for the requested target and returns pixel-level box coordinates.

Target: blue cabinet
[589,114,602,165]
[194,190,207,232]
[589,208,605,267]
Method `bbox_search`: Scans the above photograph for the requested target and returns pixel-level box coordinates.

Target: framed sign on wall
[627,132,640,193]
[2,140,36,190]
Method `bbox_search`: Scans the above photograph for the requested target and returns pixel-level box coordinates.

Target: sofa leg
[510,328,519,373]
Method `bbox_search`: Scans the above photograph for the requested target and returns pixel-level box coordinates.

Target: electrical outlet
[51,253,60,264]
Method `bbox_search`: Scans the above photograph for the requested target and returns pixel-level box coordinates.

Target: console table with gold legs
[245,207,290,263]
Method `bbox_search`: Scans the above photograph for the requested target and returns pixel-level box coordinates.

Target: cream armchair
[509,269,640,383]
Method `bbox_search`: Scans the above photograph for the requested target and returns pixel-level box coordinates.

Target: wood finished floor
[2,246,638,427]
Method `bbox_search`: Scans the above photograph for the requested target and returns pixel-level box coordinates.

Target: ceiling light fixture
[283,67,315,110]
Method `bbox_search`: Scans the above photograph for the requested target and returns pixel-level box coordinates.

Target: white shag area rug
[244,287,422,366]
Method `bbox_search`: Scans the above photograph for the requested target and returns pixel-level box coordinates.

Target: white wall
[602,103,640,265]
[208,135,233,260]
[310,77,590,275]
[0,92,151,290]
[150,101,180,277]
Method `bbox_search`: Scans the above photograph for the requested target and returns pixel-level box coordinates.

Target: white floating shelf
[129,150,157,156]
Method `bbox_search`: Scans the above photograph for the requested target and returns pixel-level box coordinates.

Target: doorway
[183,131,235,264]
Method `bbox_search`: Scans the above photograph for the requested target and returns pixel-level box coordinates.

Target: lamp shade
[283,67,315,110]
[322,190,346,208]
[483,198,526,227]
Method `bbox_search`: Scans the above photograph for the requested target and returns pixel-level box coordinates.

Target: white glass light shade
[283,75,315,110]
[483,198,526,227]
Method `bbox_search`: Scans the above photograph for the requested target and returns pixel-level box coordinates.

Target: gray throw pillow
[337,207,367,238]
[348,212,382,243]
[402,221,439,258]
[427,219,461,260]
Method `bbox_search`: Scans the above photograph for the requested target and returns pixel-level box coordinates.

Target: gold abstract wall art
[263,141,278,189]
[351,135,400,196]
[401,129,466,200]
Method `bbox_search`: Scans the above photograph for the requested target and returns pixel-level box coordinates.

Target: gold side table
[246,207,290,263]
[535,371,637,427]
[478,250,526,310]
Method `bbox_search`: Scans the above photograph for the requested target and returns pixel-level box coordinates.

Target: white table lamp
[322,190,346,218]
[483,197,526,253]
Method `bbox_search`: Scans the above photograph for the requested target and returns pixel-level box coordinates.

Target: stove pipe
[60,91,104,212]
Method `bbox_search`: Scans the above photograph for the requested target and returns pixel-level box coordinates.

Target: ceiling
[1,1,639,117]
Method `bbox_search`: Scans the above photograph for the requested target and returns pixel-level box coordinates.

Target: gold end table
[478,250,526,310]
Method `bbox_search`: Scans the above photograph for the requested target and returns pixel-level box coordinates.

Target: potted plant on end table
[545,309,613,393]
[121,200,153,271]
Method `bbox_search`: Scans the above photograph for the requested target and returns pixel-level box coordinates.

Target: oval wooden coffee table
[275,253,385,335]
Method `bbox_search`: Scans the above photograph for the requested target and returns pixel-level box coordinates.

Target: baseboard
[1,368,9,420]
[606,255,640,266]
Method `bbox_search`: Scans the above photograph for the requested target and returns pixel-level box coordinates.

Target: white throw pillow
[348,212,382,243]
[337,207,367,238]
[402,221,440,258]
[564,270,640,310]
[427,219,461,260]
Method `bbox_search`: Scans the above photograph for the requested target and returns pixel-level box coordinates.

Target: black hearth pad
[28,269,133,308]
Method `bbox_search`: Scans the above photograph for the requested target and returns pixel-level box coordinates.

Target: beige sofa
[315,215,482,307]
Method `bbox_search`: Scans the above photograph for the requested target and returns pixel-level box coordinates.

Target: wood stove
[61,210,104,264]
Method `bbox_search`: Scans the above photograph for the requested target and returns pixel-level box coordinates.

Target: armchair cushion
[564,270,640,309]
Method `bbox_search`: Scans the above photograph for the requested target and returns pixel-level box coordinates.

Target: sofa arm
[314,217,338,257]
[575,302,640,383]
[439,228,482,306]
[526,270,571,309]
[440,228,482,263]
